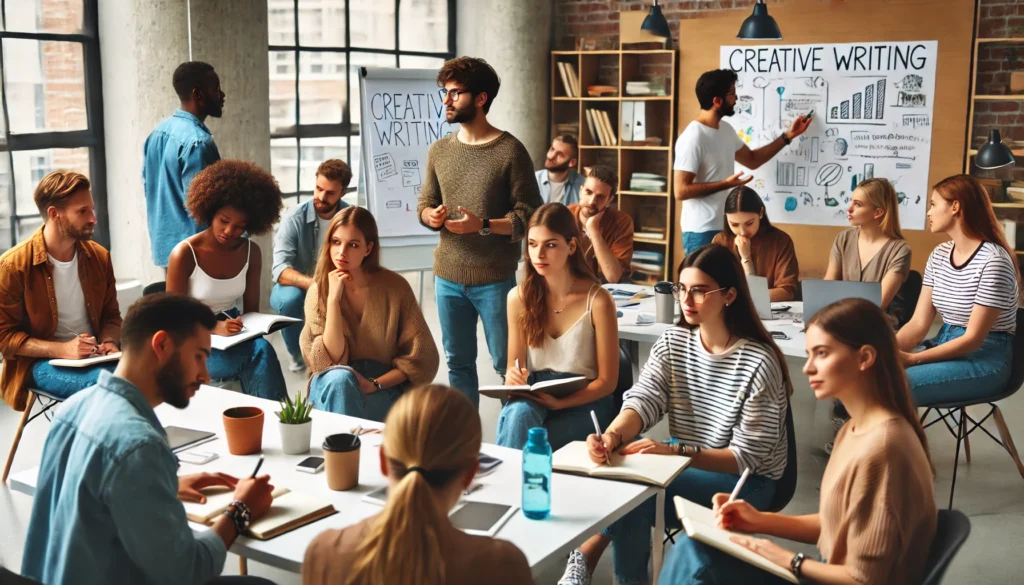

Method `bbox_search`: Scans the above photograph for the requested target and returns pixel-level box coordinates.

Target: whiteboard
[358,67,458,259]
[721,41,937,229]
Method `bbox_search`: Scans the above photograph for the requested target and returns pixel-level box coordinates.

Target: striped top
[923,241,1018,333]
[621,326,789,480]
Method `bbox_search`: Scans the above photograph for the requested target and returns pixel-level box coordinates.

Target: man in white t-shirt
[674,69,811,254]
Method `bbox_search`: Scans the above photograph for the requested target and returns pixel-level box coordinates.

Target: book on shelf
[564,62,581,98]
[553,441,690,487]
[584,109,600,145]
[632,101,647,140]
[480,376,588,401]
[621,101,635,142]
[557,62,575,97]
[631,260,664,274]
[634,231,666,241]
[599,110,618,145]
[554,122,579,137]
[183,486,337,540]
[632,250,665,263]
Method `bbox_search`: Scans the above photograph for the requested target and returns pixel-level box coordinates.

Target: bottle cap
[654,281,673,294]
[527,427,548,442]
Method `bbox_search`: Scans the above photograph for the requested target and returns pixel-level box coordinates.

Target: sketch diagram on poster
[401,160,422,188]
[374,154,398,181]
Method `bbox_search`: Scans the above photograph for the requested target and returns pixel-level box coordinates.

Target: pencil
[727,468,751,504]
[249,456,264,479]
[590,410,610,465]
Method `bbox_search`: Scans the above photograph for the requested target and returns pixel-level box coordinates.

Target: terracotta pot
[222,406,264,455]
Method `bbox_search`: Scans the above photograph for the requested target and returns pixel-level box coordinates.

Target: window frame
[269,0,456,201]
[0,0,109,251]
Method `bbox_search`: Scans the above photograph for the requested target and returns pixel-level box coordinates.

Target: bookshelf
[550,49,678,284]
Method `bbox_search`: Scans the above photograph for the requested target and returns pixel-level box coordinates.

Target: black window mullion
[292,0,300,201]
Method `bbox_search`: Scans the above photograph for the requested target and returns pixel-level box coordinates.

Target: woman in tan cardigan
[712,186,799,302]
[660,298,936,584]
[299,206,439,421]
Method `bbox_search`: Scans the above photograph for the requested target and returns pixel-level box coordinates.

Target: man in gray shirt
[270,159,351,372]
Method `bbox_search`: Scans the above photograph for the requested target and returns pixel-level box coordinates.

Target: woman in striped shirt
[896,174,1021,405]
[558,243,791,585]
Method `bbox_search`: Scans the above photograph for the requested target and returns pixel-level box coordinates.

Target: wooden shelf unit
[550,49,678,284]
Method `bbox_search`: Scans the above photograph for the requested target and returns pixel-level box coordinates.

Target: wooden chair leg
[962,412,971,464]
[3,392,37,483]
[992,406,1024,480]
[239,557,248,575]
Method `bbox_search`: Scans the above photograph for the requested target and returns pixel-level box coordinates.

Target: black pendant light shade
[737,0,782,40]
[641,1,672,40]
[976,129,1016,170]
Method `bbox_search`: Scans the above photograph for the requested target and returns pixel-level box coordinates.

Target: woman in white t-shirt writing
[897,174,1021,405]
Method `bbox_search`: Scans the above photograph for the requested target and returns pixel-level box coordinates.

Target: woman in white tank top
[495,203,619,451]
[166,160,287,400]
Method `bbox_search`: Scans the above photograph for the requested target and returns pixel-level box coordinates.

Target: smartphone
[770,331,790,341]
[177,450,218,465]
[295,456,325,474]
[477,453,503,477]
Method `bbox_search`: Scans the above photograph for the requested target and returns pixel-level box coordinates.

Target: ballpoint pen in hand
[591,410,610,466]
[249,456,265,479]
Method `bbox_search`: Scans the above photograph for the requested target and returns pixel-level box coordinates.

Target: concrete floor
[2,273,1023,584]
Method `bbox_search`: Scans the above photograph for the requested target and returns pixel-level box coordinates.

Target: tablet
[449,501,518,537]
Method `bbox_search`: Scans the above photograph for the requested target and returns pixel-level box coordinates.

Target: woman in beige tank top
[660,298,937,584]
[495,203,620,451]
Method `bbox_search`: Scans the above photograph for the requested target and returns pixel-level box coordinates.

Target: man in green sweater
[417,56,543,407]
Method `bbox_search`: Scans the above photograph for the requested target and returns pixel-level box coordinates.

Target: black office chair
[920,509,971,585]
[918,307,1024,509]
[612,346,633,414]
[891,269,923,329]
[0,564,43,584]
[142,281,166,296]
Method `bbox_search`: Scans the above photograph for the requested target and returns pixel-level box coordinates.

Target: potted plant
[276,393,313,455]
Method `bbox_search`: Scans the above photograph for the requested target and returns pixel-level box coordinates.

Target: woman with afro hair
[166,159,287,399]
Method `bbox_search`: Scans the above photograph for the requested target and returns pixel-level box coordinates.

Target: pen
[76,332,98,356]
[249,456,265,479]
[726,468,751,504]
[590,410,610,465]
[463,482,483,496]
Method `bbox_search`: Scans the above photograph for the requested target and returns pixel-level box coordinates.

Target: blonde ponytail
[344,385,482,585]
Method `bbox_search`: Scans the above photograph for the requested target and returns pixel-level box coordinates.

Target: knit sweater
[416,132,543,285]
[712,227,799,300]
[819,417,936,584]
[299,269,439,386]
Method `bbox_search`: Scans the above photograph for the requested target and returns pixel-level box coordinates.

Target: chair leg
[962,412,971,464]
[3,392,37,483]
[948,408,964,510]
[992,406,1024,480]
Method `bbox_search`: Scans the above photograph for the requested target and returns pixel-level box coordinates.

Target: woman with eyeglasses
[558,243,791,585]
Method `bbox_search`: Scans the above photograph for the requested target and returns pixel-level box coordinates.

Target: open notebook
[182,486,336,540]
[552,441,690,488]
[480,376,588,400]
[672,497,798,583]
[49,352,121,368]
[211,313,302,351]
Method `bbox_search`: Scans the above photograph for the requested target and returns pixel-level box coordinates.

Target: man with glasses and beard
[271,159,352,372]
[674,69,811,254]
[0,171,122,411]
[535,134,584,205]
[21,293,277,585]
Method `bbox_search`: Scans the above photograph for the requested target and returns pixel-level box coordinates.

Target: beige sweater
[299,269,439,387]
[819,417,937,584]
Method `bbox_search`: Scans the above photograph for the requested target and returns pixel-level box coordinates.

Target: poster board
[358,67,457,260]
[722,41,937,230]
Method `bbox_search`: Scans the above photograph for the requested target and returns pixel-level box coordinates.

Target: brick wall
[555,1,742,51]
[974,0,1024,179]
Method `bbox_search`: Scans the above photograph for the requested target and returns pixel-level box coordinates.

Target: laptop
[801,280,882,323]
[746,275,773,320]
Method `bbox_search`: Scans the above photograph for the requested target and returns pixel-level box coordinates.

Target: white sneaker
[558,550,591,585]
[289,356,306,373]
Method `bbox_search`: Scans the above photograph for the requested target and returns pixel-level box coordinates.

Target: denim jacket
[272,199,349,283]
[535,169,585,206]
[143,109,221,267]
[21,371,227,585]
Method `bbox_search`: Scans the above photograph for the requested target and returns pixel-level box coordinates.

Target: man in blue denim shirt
[271,159,351,372]
[21,294,275,585]
[535,134,584,206]
[143,62,225,268]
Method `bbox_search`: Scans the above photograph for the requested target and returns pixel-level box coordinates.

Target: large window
[0,0,107,251]
[269,0,454,200]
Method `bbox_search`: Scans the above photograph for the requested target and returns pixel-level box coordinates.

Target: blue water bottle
[522,427,552,520]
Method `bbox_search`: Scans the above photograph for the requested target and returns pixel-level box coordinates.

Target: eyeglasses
[671,283,728,304]
[439,87,470,102]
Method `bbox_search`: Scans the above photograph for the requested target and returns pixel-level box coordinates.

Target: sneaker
[824,441,834,455]
[558,550,592,585]
[289,356,306,373]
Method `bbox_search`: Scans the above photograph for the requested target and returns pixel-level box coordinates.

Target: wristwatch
[222,500,251,535]
[479,218,491,236]
[368,377,383,390]
[790,552,806,578]
[670,442,702,457]
[781,133,792,145]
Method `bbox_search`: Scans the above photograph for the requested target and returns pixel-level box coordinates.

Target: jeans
[435,275,517,407]
[659,533,794,585]
[682,230,719,255]
[308,359,403,422]
[495,370,615,451]
[907,324,1014,406]
[207,338,287,401]
[603,465,777,585]
[30,361,116,400]
[269,283,306,361]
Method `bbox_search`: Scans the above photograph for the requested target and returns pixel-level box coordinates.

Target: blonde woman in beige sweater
[299,206,439,421]
[660,298,936,585]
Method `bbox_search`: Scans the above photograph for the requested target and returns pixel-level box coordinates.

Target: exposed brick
[990,101,1021,112]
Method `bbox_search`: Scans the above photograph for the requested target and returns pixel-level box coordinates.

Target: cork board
[674,0,975,277]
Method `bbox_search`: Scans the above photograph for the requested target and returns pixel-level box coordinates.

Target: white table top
[9,386,655,576]
[608,284,808,358]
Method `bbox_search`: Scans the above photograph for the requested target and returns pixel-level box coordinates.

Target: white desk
[609,284,808,359]
[9,386,670,582]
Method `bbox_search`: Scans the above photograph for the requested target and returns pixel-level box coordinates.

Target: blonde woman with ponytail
[302,385,531,585]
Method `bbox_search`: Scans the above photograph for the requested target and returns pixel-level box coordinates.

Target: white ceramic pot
[279,420,312,455]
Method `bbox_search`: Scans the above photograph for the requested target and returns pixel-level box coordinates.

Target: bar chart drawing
[777,162,809,187]
[828,77,887,125]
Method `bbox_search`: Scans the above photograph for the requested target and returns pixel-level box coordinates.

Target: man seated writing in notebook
[21,293,276,585]
[567,165,634,284]
[0,171,121,412]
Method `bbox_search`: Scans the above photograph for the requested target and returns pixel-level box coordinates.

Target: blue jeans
[207,337,287,401]
[682,230,719,255]
[495,370,615,451]
[603,466,777,585]
[308,359,403,422]
[269,283,306,361]
[907,324,1014,406]
[660,533,794,585]
[30,361,116,400]
[435,275,517,407]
